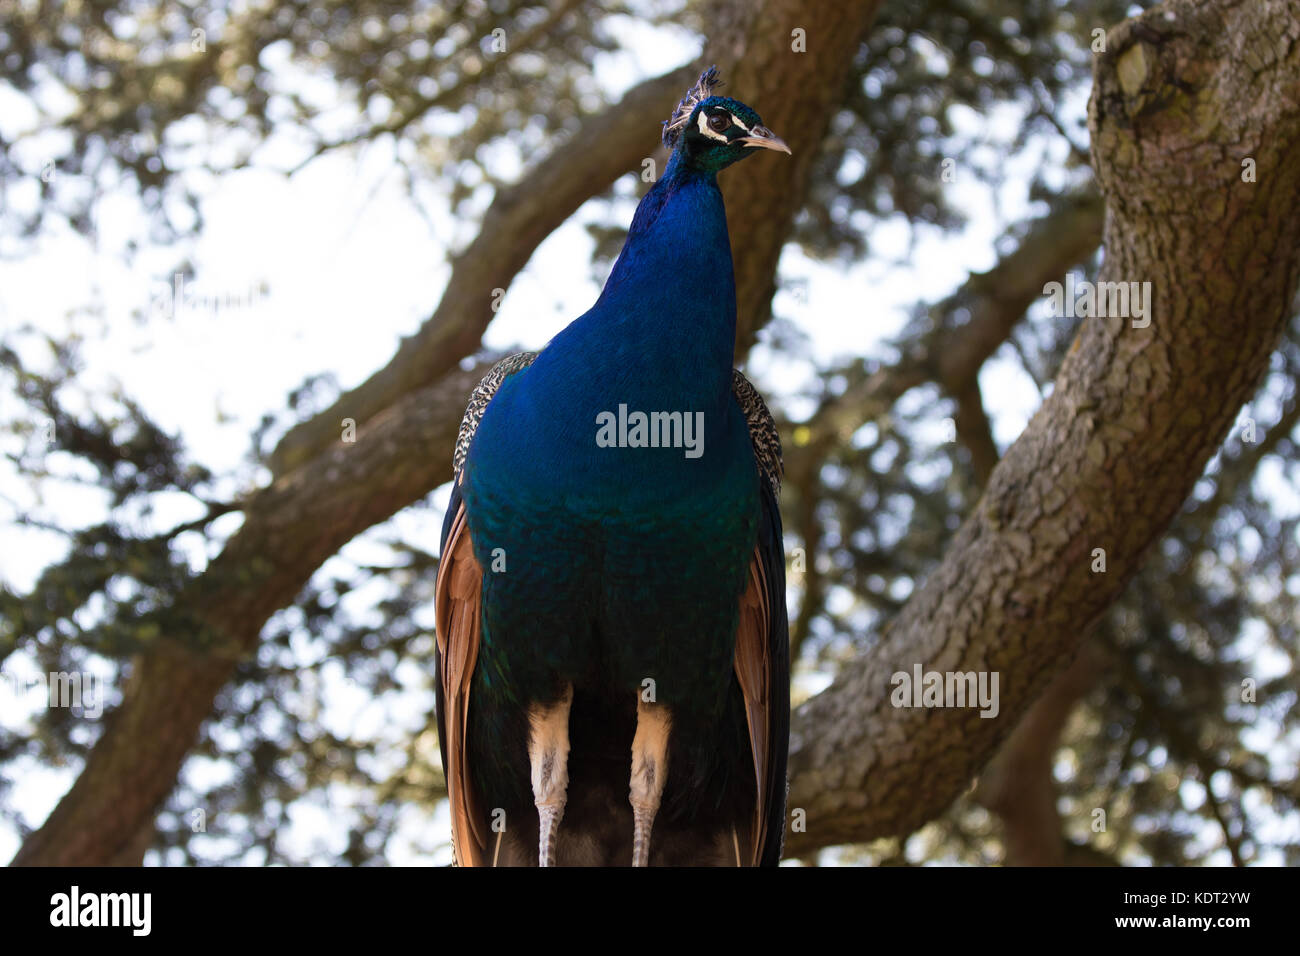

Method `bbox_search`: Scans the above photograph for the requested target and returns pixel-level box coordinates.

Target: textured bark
[784,0,1300,856]
[13,0,879,866]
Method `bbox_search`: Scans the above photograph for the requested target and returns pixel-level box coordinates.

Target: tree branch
[286,0,589,175]
[975,641,1106,865]
[706,0,887,351]
[12,361,493,865]
[950,378,999,488]
[268,65,695,476]
[783,0,1300,856]
[784,192,1103,473]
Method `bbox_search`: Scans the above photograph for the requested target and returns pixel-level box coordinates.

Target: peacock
[434,67,790,866]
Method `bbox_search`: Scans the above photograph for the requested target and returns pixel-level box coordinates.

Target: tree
[2,0,1296,866]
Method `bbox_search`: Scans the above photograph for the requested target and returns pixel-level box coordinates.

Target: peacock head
[662,66,790,173]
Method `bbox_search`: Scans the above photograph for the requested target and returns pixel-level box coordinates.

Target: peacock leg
[629,697,672,867]
[527,684,574,867]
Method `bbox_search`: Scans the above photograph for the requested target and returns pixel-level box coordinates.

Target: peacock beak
[739,126,791,154]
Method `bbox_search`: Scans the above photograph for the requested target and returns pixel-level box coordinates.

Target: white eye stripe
[696,111,729,142]
[694,110,753,142]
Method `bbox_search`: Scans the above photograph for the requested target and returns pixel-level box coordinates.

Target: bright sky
[0,21,1291,865]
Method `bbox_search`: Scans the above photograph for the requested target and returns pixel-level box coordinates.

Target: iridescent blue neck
[584,149,736,386]
[463,147,743,505]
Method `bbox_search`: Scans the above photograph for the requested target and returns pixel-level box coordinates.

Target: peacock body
[435,68,790,866]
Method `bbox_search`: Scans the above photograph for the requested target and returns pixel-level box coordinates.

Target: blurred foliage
[2,0,1297,866]
[0,0,636,243]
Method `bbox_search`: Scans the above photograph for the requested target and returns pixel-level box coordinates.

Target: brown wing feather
[436,352,538,867]
[434,499,488,866]
[731,367,786,866]
[733,548,772,866]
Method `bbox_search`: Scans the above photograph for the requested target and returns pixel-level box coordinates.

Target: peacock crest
[662,65,723,148]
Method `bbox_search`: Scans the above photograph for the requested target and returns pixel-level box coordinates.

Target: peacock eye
[707,113,731,133]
